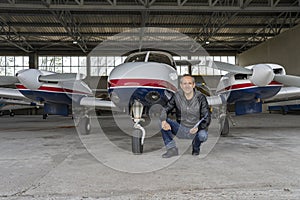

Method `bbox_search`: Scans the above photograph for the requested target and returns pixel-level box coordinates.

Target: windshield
[124,51,175,68]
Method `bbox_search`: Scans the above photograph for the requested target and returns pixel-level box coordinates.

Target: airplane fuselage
[107,52,178,113]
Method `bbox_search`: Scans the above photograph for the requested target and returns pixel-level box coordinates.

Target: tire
[10,112,15,117]
[79,116,91,135]
[132,129,143,154]
[220,117,229,136]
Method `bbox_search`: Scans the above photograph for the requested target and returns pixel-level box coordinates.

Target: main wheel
[9,111,15,117]
[132,129,143,154]
[79,116,91,135]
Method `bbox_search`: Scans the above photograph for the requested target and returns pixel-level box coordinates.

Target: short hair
[180,74,195,84]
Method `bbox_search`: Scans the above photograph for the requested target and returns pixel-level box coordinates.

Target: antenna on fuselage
[145,51,150,62]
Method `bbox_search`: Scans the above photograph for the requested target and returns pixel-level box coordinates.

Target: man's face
[180,76,195,94]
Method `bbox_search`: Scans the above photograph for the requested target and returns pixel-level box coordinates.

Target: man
[160,74,211,158]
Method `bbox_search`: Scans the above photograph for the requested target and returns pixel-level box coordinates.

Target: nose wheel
[132,129,143,154]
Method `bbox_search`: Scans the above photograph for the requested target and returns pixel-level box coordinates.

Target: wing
[0,88,42,112]
[263,86,300,104]
[79,97,119,111]
[0,104,37,112]
[0,87,29,100]
[0,98,37,106]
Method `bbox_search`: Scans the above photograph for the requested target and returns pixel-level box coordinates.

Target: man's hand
[189,127,198,134]
[162,120,171,131]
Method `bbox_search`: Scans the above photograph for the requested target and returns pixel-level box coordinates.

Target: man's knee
[198,130,208,142]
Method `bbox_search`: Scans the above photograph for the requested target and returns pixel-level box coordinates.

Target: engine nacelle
[249,64,274,86]
[17,69,43,90]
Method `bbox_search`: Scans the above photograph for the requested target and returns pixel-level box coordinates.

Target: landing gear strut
[131,100,146,154]
[220,116,229,136]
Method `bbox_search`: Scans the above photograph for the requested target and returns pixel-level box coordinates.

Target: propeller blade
[0,76,19,85]
[175,60,201,66]
[274,74,300,87]
[39,73,86,82]
[212,61,253,75]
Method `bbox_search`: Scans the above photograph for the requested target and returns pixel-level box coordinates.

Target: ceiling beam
[7,0,15,4]
[0,2,299,12]
[6,31,277,38]
[46,7,88,53]
[5,22,296,29]
[0,18,34,53]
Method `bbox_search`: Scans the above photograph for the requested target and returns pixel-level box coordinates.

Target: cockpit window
[125,53,146,63]
[124,51,175,68]
[148,53,173,66]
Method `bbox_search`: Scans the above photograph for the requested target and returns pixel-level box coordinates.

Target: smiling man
[160,74,211,158]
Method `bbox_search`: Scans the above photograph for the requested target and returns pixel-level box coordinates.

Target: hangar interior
[0,0,300,113]
[1,2,300,199]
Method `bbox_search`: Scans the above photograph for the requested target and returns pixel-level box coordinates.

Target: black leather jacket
[160,89,211,130]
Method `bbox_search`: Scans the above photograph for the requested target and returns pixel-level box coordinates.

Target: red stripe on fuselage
[109,78,177,92]
[15,84,89,95]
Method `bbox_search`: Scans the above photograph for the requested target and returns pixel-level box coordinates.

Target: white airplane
[210,62,300,135]
[0,70,115,134]
[107,51,300,153]
[1,50,300,155]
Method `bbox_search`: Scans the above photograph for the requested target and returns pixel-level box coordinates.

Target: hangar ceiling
[0,0,299,55]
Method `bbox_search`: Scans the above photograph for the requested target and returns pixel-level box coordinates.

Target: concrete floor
[0,112,300,199]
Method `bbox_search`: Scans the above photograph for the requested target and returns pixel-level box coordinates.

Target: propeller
[274,74,300,87]
[175,60,202,66]
[212,61,252,75]
[212,61,300,88]
[0,76,19,86]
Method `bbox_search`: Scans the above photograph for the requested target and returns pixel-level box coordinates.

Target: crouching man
[160,74,211,158]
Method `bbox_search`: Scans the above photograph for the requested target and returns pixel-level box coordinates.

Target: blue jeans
[161,118,208,152]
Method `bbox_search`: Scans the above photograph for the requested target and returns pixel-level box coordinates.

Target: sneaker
[162,147,179,158]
